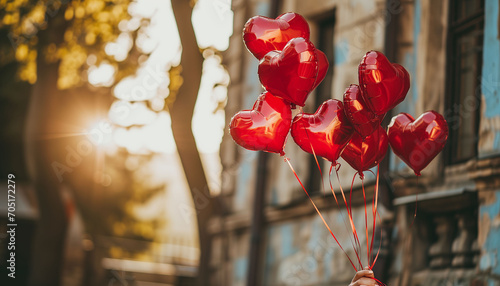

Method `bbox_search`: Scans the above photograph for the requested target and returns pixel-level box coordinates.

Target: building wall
[214,0,500,285]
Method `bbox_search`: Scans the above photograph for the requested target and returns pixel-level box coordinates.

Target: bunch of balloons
[229,12,449,177]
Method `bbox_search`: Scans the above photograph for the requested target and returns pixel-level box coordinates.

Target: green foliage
[0,0,146,87]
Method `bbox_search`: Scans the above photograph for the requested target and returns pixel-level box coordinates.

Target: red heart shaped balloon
[258,37,319,107]
[291,99,354,162]
[229,91,292,155]
[341,126,389,174]
[358,51,410,115]
[387,111,449,176]
[243,12,310,60]
[343,84,384,138]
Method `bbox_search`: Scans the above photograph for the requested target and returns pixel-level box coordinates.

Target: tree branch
[170,1,212,285]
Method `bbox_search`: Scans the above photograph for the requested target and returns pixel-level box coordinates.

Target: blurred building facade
[213,0,500,285]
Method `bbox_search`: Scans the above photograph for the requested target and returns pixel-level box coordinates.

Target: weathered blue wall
[233,257,248,284]
[479,0,500,158]
[479,191,500,279]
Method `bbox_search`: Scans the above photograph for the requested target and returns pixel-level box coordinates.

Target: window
[314,16,335,105]
[445,0,484,164]
[308,13,335,193]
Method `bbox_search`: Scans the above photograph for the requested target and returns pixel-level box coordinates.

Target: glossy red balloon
[258,37,319,107]
[229,92,292,155]
[291,99,354,162]
[343,84,384,138]
[341,126,389,174]
[387,111,449,176]
[358,51,410,115]
[243,12,310,60]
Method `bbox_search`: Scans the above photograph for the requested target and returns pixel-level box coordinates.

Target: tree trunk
[170,1,212,285]
[24,9,69,286]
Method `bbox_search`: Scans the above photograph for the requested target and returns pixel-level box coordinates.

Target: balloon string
[308,132,327,198]
[367,167,380,265]
[335,167,363,269]
[304,126,359,267]
[361,176,369,267]
[410,175,420,229]
[350,172,363,268]
[350,174,355,220]
[372,277,387,286]
[308,138,357,252]
[370,206,384,270]
[284,157,358,271]
[328,165,363,259]
[328,164,342,205]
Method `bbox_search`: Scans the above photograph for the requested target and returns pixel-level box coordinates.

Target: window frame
[444,0,485,165]
[307,11,336,194]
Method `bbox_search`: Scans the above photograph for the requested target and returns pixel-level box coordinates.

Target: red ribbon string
[349,171,364,269]
[291,121,388,280]
[334,167,363,269]
[304,125,361,267]
[366,167,379,265]
[372,277,387,286]
[361,176,370,267]
[284,157,358,271]
[410,175,420,229]
[327,164,361,258]
[311,148,358,254]
[309,138,327,198]
[370,209,384,270]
